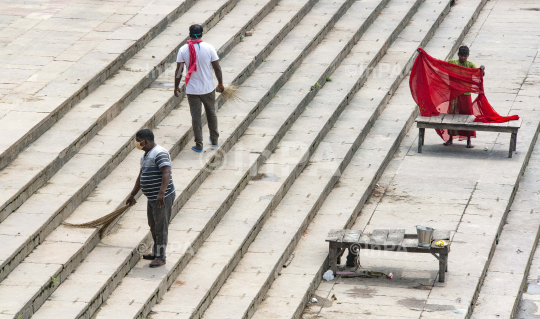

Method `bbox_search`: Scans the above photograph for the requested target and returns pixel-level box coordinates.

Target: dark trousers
[187,91,219,150]
[147,192,175,259]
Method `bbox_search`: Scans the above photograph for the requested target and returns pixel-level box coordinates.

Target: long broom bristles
[63,204,130,237]
[220,85,245,104]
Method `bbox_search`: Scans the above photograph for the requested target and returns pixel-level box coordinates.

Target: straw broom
[64,86,242,236]
[63,204,130,237]
[219,85,245,104]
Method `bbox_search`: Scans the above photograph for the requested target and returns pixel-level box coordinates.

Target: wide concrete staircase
[474,117,540,319]
[295,1,540,318]
[0,0,269,223]
[474,53,540,318]
[0,0,237,173]
[2,0,537,319]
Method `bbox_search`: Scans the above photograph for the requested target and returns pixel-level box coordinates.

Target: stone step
[419,2,540,317]
[86,0,373,317]
[271,84,417,319]
[0,0,245,223]
[0,0,297,286]
[302,0,540,318]
[250,0,488,313]
[0,0,226,171]
[517,184,540,319]
[98,0,404,318]
[190,0,455,318]
[147,0,417,317]
[3,0,353,318]
[0,0,319,316]
[473,137,540,318]
[473,56,540,319]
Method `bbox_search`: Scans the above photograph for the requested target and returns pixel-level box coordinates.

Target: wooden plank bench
[415,114,522,158]
[326,229,451,282]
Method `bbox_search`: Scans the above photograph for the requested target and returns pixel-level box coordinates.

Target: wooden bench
[326,229,451,282]
[415,114,522,158]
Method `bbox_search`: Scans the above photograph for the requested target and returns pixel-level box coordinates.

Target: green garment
[447,59,478,95]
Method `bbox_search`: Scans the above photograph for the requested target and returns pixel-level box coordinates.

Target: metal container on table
[416,225,434,248]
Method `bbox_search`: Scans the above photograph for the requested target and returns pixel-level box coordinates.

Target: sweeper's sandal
[150,258,166,268]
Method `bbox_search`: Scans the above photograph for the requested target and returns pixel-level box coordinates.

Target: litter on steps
[323,270,335,281]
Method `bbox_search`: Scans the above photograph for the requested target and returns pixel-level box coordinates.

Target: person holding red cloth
[444,46,485,148]
[174,24,224,153]
[409,47,519,148]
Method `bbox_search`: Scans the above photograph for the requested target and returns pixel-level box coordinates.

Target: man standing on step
[174,24,224,153]
[127,129,176,268]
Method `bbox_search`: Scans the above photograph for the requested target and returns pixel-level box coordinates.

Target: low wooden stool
[326,229,451,282]
[415,114,522,158]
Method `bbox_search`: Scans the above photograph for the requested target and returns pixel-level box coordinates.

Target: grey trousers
[147,192,175,259]
[187,91,219,150]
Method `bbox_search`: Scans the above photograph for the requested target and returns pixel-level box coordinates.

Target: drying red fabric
[409,48,519,125]
[444,95,476,140]
[185,39,203,85]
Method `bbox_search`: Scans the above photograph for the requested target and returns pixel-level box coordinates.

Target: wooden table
[415,114,522,158]
[326,229,451,282]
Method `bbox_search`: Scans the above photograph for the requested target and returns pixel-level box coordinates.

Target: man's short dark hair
[189,24,203,39]
[136,129,154,141]
[458,45,469,56]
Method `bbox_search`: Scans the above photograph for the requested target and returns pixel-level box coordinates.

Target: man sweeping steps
[127,129,176,268]
[174,24,224,153]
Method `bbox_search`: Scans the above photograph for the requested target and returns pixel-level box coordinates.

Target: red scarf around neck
[185,39,203,85]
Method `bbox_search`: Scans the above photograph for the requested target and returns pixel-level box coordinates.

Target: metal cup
[416,225,434,248]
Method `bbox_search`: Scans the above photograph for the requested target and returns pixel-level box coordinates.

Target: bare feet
[444,136,474,147]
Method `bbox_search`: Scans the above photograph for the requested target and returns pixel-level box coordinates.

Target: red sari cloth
[409,49,519,140]
[438,95,476,141]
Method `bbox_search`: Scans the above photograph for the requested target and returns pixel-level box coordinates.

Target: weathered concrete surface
[0,0,307,317]
[148,0,424,318]
[0,0,241,223]
[250,0,486,318]
[508,57,540,317]
[19,0,355,318]
[1,0,539,319]
[473,53,540,319]
[0,0,196,168]
[200,0,456,317]
[518,215,540,319]
[304,0,540,318]
[0,0,279,288]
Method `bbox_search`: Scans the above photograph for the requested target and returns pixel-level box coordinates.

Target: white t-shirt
[176,42,219,95]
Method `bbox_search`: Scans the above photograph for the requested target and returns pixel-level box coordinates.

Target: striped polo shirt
[140,145,175,201]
